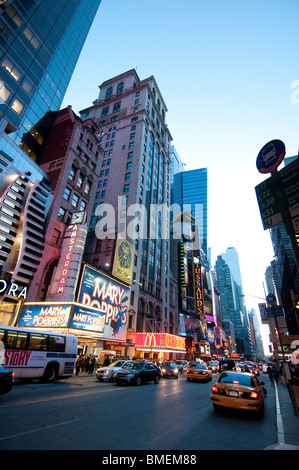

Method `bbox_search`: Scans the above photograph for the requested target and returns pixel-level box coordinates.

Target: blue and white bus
[0,325,77,382]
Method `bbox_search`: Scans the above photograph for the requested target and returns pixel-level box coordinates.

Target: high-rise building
[173,167,208,258]
[79,69,186,359]
[0,0,101,142]
[0,0,102,324]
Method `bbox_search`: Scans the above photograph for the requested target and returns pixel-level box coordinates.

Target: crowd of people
[75,354,97,376]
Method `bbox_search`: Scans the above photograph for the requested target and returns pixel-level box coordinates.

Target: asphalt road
[0,372,278,451]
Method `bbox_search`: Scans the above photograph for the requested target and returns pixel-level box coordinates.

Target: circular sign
[266,293,276,306]
[206,328,215,345]
[256,139,285,174]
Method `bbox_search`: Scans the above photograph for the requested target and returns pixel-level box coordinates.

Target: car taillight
[250,390,258,399]
[212,385,218,393]
[186,369,190,373]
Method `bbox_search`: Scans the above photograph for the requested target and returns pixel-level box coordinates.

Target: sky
[62,0,299,350]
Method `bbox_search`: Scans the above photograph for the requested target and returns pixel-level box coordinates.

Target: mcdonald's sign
[135,333,185,352]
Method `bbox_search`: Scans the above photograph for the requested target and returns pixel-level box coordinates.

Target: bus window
[48,335,65,352]
[0,329,4,343]
[6,330,18,348]
[29,333,48,350]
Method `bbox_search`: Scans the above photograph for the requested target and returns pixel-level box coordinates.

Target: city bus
[0,325,77,382]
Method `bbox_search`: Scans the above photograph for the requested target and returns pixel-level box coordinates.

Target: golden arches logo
[144,333,157,347]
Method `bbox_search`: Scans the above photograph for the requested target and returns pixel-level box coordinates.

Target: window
[29,333,47,350]
[77,173,84,188]
[101,190,106,198]
[71,193,79,207]
[103,179,108,187]
[2,58,21,81]
[11,98,23,115]
[63,187,71,201]
[69,166,76,181]
[117,82,124,94]
[128,152,133,159]
[102,107,109,117]
[124,184,130,193]
[130,133,135,140]
[105,87,113,99]
[127,162,132,169]
[113,102,121,113]
[84,180,91,195]
[125,173,131,181]
[48,335,65,352]
[80,200,86,211]
[57,207,66,221]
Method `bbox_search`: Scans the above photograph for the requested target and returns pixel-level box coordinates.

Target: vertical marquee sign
[194,260,204,316]
[47,220,87,302]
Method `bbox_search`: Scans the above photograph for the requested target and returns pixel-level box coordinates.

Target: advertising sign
[69,305,106,333]
[112,235,134,285]
[18,304,71,328]
[135,333,186,352]
[194,261,204,315]
[77,264,130,341]
[179,314,205,340]
[206,328,215,345]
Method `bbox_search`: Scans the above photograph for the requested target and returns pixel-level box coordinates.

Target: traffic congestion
[91,356,274,417]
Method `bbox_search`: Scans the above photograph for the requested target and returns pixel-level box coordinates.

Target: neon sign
[57,225,79,294]
[194,261,204,316]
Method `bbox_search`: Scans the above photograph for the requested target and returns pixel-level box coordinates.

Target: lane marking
[0,419,80,442]
[275,382,285,445]
[163,390,183,397]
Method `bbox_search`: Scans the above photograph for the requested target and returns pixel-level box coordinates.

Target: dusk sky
[62,0,299,346]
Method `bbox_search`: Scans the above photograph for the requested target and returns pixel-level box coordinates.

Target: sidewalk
[266,382,299,450]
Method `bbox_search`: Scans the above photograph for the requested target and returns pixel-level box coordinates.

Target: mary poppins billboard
[77,264,130,342]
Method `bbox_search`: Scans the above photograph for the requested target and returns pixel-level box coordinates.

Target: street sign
[256,139,286,174]
[266,293,276,306]
[255,177,282,230]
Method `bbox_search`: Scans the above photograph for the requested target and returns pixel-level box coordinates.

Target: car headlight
[174,368,178,373]
[162,368,166,373]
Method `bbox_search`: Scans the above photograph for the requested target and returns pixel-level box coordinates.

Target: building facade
[79,69,185,360]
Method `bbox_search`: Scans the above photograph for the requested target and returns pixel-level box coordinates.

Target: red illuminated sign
[194,261,204,315]
[135,333,185,351]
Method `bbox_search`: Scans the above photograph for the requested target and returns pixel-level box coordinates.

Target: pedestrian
[75,355,82,376]
[290,363,299,410]
[103,355,110,366]
[273,363,280,384]
[88,355,95,374]
[267,364,274,384]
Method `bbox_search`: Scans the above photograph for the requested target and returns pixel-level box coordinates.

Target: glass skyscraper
[0,0,101,143]
[173,167,208,257]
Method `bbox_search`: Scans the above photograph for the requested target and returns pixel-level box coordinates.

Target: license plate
[228,391,239,397]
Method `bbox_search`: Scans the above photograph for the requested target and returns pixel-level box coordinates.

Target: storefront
[134,332,186,363]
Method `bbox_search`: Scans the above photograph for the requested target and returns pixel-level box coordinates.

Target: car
[218,359,235,372]
[207,362,219,373]
[161,361,179,378]
[0,366,14,395]
[262,364,268,373]
[114,361,162,386]
[175,360,188,373]
[243,363,259,376]
[186,363,212,382]
[95,360,133,381]
[210,371,265,416]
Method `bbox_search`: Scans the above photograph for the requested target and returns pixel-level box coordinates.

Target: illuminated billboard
[77,264,130,341]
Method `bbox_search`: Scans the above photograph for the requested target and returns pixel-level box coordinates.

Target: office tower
[213,254,253,357]
[173,167,208,259]
[0,0,101,142]
[80,69,174,341]
[0,0,102,324]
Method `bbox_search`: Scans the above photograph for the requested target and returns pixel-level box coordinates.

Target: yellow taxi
[210,371,265,416]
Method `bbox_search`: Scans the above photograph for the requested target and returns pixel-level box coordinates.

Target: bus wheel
[41,364,58,383]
